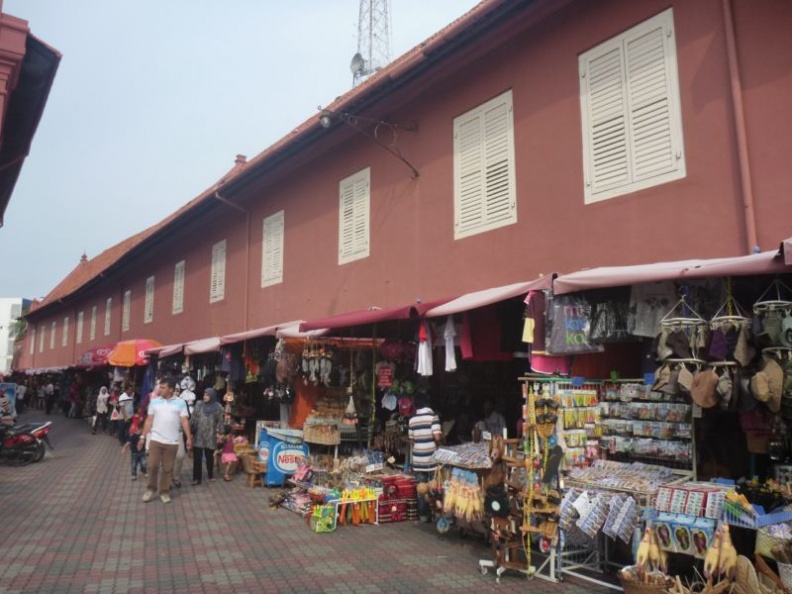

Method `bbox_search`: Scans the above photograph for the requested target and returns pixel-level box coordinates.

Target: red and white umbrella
[107,339,162,367]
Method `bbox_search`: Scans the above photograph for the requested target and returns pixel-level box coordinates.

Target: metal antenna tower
[350,0,391,86]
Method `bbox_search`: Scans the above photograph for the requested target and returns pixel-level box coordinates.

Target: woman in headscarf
[92,386,110,435]
[190,387,224,485]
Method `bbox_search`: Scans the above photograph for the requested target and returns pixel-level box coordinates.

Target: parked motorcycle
[0,420,52,464]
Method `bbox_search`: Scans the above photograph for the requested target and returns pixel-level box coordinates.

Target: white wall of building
[0,298,26,374]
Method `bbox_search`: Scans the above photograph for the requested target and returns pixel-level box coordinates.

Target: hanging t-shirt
[628,282,677,338]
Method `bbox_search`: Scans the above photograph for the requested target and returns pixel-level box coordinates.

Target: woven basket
[617,572,672,594]
[779,563,792,589]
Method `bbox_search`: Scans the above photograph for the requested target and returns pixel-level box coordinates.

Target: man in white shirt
[15,383,26,414]
[138,376,192,504]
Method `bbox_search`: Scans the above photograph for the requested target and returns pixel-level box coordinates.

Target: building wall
[20,0,792,368]
[0,298,25,374]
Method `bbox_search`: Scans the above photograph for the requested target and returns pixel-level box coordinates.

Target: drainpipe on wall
[722,0,759,253]
[213,189,250,333]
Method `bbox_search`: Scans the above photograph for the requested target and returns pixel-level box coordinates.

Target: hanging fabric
[416,321,434,376]
[443,316,457,372]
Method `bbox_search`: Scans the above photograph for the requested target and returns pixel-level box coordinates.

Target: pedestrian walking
[190,387,224,485]
[218,425,238,482]
[123,408,147,480]
[92,386,110,434]
[138,376,192,504]
[117,386,134,445]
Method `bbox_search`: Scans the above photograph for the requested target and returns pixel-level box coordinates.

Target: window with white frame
[38,325,44,353]
[90,306,97,340]
[338,168,370,264]
[62,316,69,347]
[144,276,155,323]
[50,321,56,349]
[29,328,35,354]
[104,298,112,336]
[76,311,84,344]
[122,290,131,332]
[173,260,185,314]
[453,90,517,240]
[261,211,284,287]
[579,8,685,204]
[210,240,226,303]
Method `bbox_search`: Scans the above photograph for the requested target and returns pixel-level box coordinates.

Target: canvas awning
[553,244,792,295]
[220,320,305,345]
[184,337,221,355]
[299,298,451,332]
[424,275,554,318]
[145,343,184,357]
[275,322,328,339]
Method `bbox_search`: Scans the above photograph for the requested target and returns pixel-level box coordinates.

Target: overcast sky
[1,0,479,299]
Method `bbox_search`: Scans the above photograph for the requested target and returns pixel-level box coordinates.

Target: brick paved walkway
[0,410,612,593]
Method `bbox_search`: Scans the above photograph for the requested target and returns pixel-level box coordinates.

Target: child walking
[219,425,238,482]
[123,408,148,480]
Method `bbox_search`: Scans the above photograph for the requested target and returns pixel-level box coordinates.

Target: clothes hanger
[710,278,751,330]
[753,278,792,314]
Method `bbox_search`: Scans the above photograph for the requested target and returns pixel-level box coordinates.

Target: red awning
[184,337,221,355]
[220,320,304,345]
[299,298,451,332]
[553,246,792,295]
[424,276,554,318]
[76,344,115,367]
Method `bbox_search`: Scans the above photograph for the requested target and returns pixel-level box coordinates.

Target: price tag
[365,463,384,473]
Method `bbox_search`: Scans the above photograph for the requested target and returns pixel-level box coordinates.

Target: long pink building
[18,0,792,370]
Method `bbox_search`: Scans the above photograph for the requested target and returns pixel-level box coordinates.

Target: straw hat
[691,369,719,408]
[734,555,761,594]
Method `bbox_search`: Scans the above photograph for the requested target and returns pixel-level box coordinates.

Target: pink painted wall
[22,0,792,368]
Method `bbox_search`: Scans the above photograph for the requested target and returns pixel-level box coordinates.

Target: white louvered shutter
[50,321,56,349]
[338,169,370,264]
[580,8,685,203]
[210,240,226,303]
[104,298,112,335]
[62,316,69,347]
[76,311,84,343]
[453,90,516,239]
[144,276,155,323]
[38,326,44,353]
[262,211,284,287]
[90,306,97,340]
[122,291,131,332]
[29,328,35,354]
[173,260,185,314]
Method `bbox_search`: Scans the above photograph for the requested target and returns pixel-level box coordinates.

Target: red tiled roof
[30,0,510,315]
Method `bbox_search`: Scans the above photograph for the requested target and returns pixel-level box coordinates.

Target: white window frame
[29,328,36,354]
[38,325,44,353]
[90,306,97,341]
[210,240,226,303]
[122,290,131,332]
[173,260,185,314]
[104,298,112,336]
[62,316,69,347]
[261,210,285,287]
[579,8,685,204]
[49,321,56,350]
[144,276,155,324]
[453,90,517,240]
[338,168,370,265]
[76,311,84,344]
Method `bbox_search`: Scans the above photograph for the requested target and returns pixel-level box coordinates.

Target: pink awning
[299,298,451,332]
[553,247,791,295]
[145,343,184,357]
[184,337,221,355]
[275,322,328,339]
[220,320,304,345]
[424,276,554,318]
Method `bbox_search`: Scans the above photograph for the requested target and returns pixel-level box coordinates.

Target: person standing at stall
[138,376,192,504]
[190,387,224,485]
[408,397,442,523]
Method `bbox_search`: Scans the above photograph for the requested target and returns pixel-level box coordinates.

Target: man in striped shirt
[408,398,442,522]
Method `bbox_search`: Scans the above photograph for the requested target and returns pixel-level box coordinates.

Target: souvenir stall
[475,264,792,591]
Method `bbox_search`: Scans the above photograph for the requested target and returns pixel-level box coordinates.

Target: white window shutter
[62,316,69,347]
[144,276,155,323]
[77,311,84,343]
[261,211,284,287]
[50,321,56,350]
[580,8,685,203]
[453,90,516,239]
[173,260,185,314]
[104,298,112,335]
[210,240,226,303]
[338,168,370,264]
[29,328,35,354]
[38,326,44,353]
[90,306,97,340]
[122,291,131,332]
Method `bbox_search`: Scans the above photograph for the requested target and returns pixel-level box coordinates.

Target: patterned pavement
[0,410,612,593]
